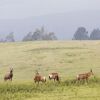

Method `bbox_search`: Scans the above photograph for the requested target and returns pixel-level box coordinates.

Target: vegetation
[90,29,100,40]
[0,32,15,42]
[23,27,57,41]
[73,27,89,40]
[73,27,100,40]
[0,79,100,100]
[0,41,100,100]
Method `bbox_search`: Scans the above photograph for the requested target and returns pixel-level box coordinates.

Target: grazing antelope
[76,69,94,82]
[34,71,46,84]
[49,73,60,82]
[4,68,13,81]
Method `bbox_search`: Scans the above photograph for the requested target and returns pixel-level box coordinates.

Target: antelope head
[10,67,13,73]
[90,69,94,76]
[35,70,39,75]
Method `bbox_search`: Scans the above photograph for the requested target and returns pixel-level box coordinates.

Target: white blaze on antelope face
[77,75,79,78]
[49,74,53,78]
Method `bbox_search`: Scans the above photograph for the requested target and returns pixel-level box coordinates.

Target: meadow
[0,41,100,100]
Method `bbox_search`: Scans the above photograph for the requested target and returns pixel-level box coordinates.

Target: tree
[22,27,57,41]
[0,39,4,42]
[5,32,15,42]
[90,29,100,40]
[23,32,33,41]
[32,28,57,40]
[0,35,4,42]
[49,32,57,40]
[32,28,43,40]
[73,27,89,40]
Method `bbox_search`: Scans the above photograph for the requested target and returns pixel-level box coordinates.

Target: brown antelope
[49,73,60,82]
[34,71,46,84]
[76,69,94,81]
[4,68,13,81]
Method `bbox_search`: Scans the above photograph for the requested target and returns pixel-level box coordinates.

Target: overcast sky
[0,0,100,19]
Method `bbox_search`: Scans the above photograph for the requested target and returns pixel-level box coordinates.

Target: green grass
[0,41,100,100]
[0,78,100,100]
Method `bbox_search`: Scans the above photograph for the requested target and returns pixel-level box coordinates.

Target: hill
[0,41,100,81]
[0,10,100,40]
[0,41,100,100]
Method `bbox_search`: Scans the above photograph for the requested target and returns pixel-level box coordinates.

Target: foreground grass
[0,41,100,100]
[0,78,100,100]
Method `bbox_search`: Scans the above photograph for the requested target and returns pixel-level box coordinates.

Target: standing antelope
[34,71,46,84]
[49,73,60,82]
[76,69,94,81]
[4,68,13,81]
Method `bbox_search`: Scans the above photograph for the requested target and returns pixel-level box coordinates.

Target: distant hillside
[0,41,100,81]
[0,10,100,41]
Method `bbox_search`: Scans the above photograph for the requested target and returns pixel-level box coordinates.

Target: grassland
[0,41,100,100]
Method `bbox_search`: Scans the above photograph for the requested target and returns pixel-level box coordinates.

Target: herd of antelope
[3,68,94,84]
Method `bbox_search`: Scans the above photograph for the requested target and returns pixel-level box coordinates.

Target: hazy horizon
[0,0,100,19]
[0,0,100,41]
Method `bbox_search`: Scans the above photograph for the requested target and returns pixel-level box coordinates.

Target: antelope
[49,73,60,82]
[76,69,94,82]
[34,71,46,84]
[4,68,13,81]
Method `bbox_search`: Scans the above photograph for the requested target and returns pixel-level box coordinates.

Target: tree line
[23,27,57,41]
[73,27,100,40]
[0,27,57,42]
[1,26,100,42]
[0,32,15,42]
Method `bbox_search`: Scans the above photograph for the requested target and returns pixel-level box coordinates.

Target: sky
[0,0,100,19]
[0,0,100,41]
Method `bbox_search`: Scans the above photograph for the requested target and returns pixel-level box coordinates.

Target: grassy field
[0,41,100,100]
